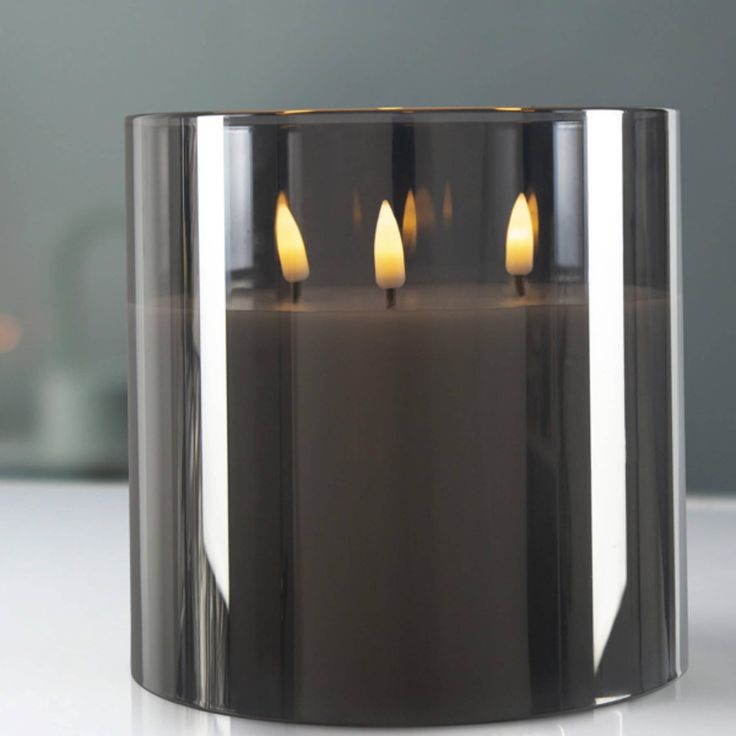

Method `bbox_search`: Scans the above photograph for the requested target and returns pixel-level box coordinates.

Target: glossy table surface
[0,481,733,735]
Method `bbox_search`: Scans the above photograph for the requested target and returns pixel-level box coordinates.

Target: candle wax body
[226,294,593,724]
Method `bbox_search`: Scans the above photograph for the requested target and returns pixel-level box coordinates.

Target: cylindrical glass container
[126,108,686,726]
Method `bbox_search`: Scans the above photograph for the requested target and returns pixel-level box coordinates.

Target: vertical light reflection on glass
[226,127,254,274]
[131,119,152,677]
[585,110,626,671]
[667,109,687,674]
[197,115,230,607]
[553,122,584,270]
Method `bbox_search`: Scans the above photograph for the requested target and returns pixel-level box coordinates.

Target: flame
[402,190,417,251]
[274,192,309,283]
[528,190,539,249]
[374,200,406,289]
[442,182,453,226]
[505,193,534,276]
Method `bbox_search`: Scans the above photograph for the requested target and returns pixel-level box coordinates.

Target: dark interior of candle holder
[218,109,669,301]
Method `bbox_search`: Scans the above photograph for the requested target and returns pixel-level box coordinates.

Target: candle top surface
[137,284,668,314]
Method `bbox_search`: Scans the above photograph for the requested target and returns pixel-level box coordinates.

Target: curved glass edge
[126,107,676,128]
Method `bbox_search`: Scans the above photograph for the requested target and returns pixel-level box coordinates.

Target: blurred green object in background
[0,207,127,476]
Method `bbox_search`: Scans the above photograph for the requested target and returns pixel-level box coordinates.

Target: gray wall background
[0,0,732,490]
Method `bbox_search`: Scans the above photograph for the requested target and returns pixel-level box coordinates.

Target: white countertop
[0,481,733,735]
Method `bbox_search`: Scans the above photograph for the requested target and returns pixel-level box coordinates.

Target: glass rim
[126,106,677,125]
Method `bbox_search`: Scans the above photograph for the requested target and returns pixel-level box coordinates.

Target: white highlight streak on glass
[197,116,230,607]
[586,110,627,672]
[667,109,687,674]
[132,121,152,680]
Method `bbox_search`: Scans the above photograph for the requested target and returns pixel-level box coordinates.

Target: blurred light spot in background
[0,314,22,353]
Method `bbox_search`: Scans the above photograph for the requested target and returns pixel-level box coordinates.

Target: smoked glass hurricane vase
[126,107,686,726]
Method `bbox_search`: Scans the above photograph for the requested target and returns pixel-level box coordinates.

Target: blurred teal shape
[50,207,124,370]
[0,208,128,477]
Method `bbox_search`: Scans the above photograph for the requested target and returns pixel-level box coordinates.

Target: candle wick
[514,275,526,298]
[385,288,397,309]
[290,281,302,305]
